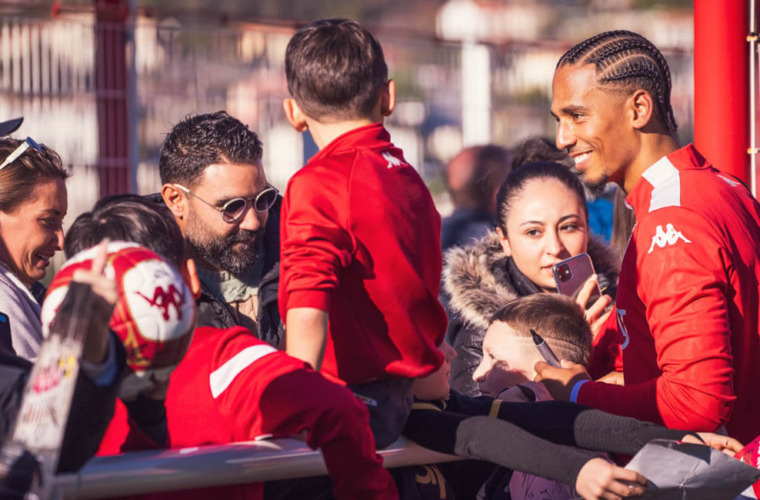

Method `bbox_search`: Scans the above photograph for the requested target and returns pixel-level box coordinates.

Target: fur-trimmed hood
[442,230,620,332]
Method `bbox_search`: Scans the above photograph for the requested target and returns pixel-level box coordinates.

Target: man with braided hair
[536,30,760,444]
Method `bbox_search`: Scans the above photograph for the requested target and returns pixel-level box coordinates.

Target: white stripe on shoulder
[210,344,277,398]
[641,156,681,212]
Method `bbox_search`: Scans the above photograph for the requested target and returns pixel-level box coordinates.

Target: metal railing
[52,437,461,499]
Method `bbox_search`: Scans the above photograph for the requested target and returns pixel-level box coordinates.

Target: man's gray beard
[188,230,262,275]
[584,174,610,197]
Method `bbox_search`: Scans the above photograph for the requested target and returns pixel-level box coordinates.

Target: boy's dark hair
[64,194,186,268]
[159,111,263,188]
[557,30,677,135]
[285,18,388,121]
[490,294,592,366]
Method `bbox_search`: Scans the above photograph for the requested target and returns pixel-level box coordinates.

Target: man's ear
[161,184,186,220]
[183,258,201,299]
[380,80,396,117]
[282,98,309,132]
[629,89,655,130]
[496,226,512,257]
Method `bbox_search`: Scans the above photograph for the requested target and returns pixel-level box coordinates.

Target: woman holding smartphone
[443,161,619,396]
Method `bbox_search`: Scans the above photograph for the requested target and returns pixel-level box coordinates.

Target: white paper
[625,439,760,500]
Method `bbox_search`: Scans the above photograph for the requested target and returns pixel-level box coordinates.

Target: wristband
[569,379,589,403]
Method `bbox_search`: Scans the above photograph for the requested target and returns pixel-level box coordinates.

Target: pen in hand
[531,329,561,368]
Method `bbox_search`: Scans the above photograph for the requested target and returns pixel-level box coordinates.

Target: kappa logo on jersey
[647,223,692,254]
[382,151,404,169]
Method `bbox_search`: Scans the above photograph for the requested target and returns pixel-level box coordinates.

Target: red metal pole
[95,0,131,196]
[694,0,750,185]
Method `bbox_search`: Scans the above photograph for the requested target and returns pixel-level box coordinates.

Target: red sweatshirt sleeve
[578,208,735,431]
[279,167,354,314]
[210,329,396,500]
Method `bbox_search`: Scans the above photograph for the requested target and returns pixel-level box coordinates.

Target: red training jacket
[576,145,760,444]
[279,123,446,384]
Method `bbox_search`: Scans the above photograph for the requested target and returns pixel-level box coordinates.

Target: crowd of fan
[0,19,758,500]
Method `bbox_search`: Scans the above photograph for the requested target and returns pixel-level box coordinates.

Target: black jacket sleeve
[403,393,696,487]
[404,405,596,487]
[489,400,694,455]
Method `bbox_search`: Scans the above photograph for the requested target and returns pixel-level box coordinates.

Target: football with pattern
[41,242,196,398]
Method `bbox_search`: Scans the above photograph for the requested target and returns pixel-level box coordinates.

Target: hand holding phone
[552,253,602,308]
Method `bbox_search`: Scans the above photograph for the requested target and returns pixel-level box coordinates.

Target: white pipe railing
[52,437,461,499]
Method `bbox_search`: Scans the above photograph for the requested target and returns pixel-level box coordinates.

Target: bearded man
[159,111,283,348]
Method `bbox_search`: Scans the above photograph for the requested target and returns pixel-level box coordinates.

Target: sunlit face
[498,178,588,292]
[183,161,269,275]
[473,321,540,397]
[413,341,457,401]
[0,179,67,286]
[551,63,637,194]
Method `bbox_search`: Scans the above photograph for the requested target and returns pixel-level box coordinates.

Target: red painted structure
[694,1,751,187]
[95,0,132,196]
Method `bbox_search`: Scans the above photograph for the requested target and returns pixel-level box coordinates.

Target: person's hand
[73,240,118,364]
[534,360,591,401]
[578,275,613,338]
[682,433,744,456]
[596,370,625,386]
[575,458,647,500]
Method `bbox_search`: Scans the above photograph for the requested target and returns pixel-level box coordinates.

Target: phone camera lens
[558,265,571,282]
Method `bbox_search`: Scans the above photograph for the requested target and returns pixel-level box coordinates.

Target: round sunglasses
[174,183,278,223]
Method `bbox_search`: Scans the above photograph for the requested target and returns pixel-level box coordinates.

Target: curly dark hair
[158,111,263,188]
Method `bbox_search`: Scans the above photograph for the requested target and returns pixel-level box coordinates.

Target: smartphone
[552,253,601,306]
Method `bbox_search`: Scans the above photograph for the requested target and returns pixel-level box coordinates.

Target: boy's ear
[629,89,655,130]
[283,98,309,132]
[380,80,396,117]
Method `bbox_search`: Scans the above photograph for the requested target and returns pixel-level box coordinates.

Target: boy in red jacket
[280,18,448,448]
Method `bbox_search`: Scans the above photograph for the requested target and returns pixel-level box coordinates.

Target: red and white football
[40,241,197,398]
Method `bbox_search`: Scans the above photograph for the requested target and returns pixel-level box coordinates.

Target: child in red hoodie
[280,18,447,449]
